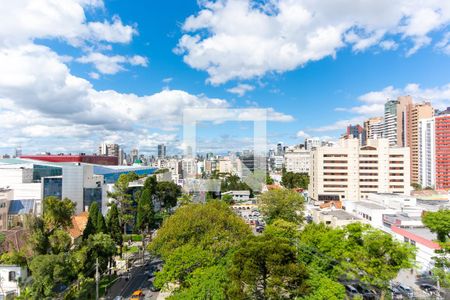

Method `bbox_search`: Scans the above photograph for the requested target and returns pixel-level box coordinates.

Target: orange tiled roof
[319,201,343,209]
[68,211,89,239]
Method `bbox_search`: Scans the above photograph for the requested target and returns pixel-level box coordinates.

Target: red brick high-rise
[435,109,450,190]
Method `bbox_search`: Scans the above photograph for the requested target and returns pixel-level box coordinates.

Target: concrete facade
[309,138,411,202]
[284,149,310,173]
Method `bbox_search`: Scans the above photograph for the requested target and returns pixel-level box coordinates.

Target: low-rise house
[0,265,27,299]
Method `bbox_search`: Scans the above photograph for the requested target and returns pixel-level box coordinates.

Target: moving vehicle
[131,289,144,300]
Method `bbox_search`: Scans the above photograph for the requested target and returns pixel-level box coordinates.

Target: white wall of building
[284,149,310,173]
[418,118,436,188]
[0,265,27,298]
[309,138,411,202]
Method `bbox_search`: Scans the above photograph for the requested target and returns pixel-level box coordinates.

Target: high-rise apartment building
[384,100,399,146]
[344,124,366,145]
[396,95,413,147]
[407,102,434,184]
[284,149,311,173]
[364,117,383,140]
[157,144,166,159]
[418,118,435,188]
[382,97,433,184]
[309,138,410,202]
[98,143,119,157]
[435,109,450,190]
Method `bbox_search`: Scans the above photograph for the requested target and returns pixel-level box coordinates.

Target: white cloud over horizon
[0,1,294,154]
[177,0,450,84]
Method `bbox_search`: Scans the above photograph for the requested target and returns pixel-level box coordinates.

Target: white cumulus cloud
[227,83,255,96]
[177,0,450,84]
[77,52,148,75]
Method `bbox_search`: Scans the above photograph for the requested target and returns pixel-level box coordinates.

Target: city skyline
[1,1,450,155]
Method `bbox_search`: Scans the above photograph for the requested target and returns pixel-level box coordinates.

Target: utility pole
[95,257,100,300]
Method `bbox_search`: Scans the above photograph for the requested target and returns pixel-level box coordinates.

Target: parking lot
[231,204,265,233]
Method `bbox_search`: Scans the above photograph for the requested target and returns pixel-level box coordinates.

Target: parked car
[345,284,359,297]
[389,286,404,299]
[396,284,414,299]
[354,284,377,299]
[419,283,438,295]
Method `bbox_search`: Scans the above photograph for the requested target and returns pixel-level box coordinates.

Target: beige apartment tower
[387,96,433,184]
[309,138,410,202]
[407,102,434,184]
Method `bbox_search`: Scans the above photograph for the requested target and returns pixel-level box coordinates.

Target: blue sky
[1,0,450,155]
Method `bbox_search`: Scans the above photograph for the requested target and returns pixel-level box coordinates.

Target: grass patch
[123,245,140,254]
[123,234,143,242]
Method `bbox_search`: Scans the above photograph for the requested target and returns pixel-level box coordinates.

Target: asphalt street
[105,257,161,300]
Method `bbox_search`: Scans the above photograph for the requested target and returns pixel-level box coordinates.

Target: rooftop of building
[373,193,414,198]
[383,213,422,222]
[68,211,89,240]
[354,201,387,210]
[401,227,437,241]
[320,210,359,220]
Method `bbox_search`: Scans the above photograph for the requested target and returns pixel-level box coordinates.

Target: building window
[9,271,16,281]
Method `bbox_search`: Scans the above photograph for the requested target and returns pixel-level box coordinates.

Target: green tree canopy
[136,187,155,233]
[422,209,450,243]
[107,172,139,233]
[299,223,415,291]
[228,235,309,299]
[43,196,76,231]
[29,253,75,298]
[149,201,251,296]
[177,194,193,206]
[48,229,71,254]
[221,174,253,194]
[281,171,309,189]
[83,202,100,240]
[106,203,122,247]
[86,233,116,271]
[155,181,181,211]
[422,209,450,287]
[263,219,300,242]
[259,189,305,224]
[150,201,251,259]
